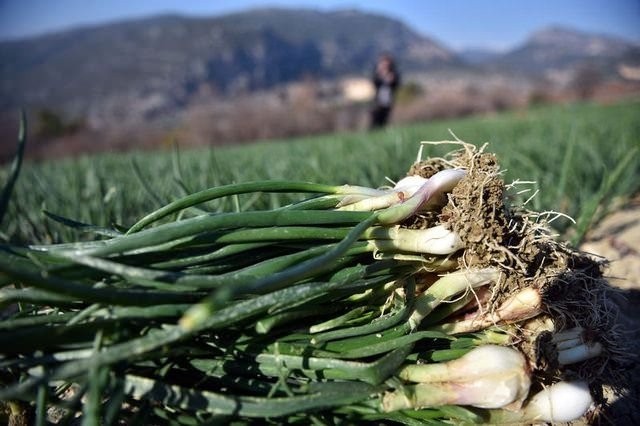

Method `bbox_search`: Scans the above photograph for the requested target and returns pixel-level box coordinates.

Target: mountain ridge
[492,24,638,75]
[0,8,457,114]
[1,8,637,125]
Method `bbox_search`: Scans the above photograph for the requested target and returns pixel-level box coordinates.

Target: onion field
[2,100,639,246]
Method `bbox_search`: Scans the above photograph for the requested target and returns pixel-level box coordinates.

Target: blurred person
[370,53,400,129]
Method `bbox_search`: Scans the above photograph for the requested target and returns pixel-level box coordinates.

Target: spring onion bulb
[375,169,467,225]
[408,267,500,329]
[392,171,468,207]
[336,175,424,211]
[337,175,431,211]
[551,327,603,365]
[337,191,406,212]
[487,381,593,423]
[412,168,467,211]
[383,345,530,411]
[338,169,466,216]
[433,287,542,334]
[392,175,428,196]
[367,225,464,255]
[524,381,592,422]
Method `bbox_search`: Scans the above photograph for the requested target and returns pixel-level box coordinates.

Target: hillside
[2,10,638,124]
[0,8,457,120]
[493,25,639,77]
[1,9,639,162]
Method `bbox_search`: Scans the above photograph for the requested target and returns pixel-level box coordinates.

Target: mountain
[457,48,502,66]
[492,25,639,76]
[0,8,458,122]
[2,10,637,131]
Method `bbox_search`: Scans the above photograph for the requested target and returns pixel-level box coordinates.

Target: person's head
[377,53,395,72]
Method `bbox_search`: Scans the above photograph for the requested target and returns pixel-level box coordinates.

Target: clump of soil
[406,157,448,178]
[408,143,633,415]
[441,149,509,268]
[418,144,568,286]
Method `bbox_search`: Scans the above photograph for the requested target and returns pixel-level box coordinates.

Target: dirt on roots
[408,143,637,424]
[580,195,640,425]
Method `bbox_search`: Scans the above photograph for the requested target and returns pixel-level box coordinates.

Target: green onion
[0,141,614,424]
[383,345,530,411]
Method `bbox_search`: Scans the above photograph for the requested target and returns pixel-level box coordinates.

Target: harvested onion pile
[0,143,628,424]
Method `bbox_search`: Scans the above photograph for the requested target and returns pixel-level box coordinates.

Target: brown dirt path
[580,195,640,425]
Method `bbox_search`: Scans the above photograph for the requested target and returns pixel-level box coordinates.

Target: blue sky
[0,0,638,50]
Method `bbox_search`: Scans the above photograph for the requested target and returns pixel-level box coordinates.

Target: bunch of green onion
[0,143,610,425]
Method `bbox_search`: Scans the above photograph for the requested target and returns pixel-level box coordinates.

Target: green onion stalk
[0,142,620,424]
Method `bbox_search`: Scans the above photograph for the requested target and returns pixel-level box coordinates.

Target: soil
[580,195,640,425]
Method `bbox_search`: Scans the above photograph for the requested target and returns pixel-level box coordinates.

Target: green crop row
[1,100,639,245]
